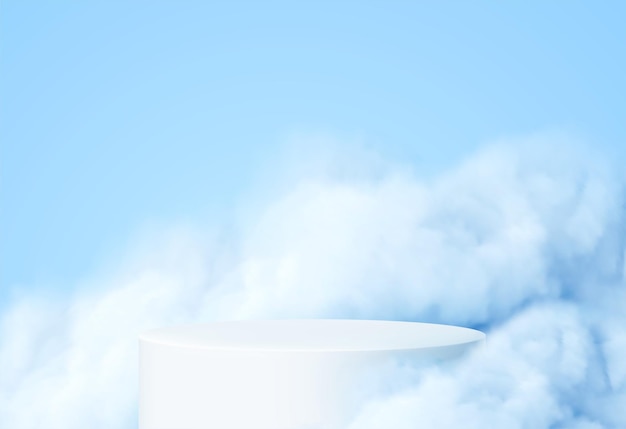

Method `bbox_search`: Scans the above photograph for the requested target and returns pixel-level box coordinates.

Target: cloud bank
[1,137,625,428]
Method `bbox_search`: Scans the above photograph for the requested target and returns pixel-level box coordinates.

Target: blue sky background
[1,1,624,301]
[2,3,626,428]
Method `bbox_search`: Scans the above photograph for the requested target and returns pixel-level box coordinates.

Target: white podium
[139,319,484,429]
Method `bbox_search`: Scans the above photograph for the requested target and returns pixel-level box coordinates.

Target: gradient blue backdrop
[1,1,624,300]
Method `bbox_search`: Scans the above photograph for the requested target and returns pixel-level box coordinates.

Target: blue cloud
[0,138,624,428]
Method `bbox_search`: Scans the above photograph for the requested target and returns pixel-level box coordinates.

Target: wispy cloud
[1,137,624,428]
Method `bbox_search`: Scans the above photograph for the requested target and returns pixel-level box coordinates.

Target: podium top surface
[139,319,485,352]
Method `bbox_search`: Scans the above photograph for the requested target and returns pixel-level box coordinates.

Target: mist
[1,137,624,428]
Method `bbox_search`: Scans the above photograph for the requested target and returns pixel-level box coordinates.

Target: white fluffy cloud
[1,138,624,428]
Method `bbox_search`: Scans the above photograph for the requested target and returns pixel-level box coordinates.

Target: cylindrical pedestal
[139,319,484,429]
